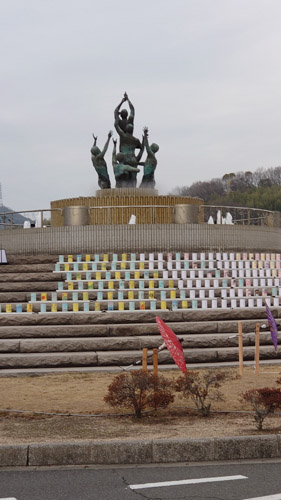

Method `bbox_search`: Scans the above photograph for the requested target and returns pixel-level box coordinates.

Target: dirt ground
[1,366,281,444]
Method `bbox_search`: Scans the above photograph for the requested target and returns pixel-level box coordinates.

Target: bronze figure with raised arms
[91,93,159,189]
[91,131,112,189]
[139,127,159,188]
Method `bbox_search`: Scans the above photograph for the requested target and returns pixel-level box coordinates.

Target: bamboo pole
[142,348,148,372]
[238,321,243,377]
[153,348,158,376]
[255,322,260,376]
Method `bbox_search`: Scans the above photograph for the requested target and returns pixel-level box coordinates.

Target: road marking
[0,498,17,499]
[129,474,247,490]
[243,495,281,500]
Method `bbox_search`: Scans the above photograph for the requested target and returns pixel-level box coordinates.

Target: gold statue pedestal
[51,188,203,226]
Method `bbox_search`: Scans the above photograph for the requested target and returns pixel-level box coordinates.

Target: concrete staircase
[0,254,280,373]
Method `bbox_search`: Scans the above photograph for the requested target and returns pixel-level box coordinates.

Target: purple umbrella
[265,304,278,351]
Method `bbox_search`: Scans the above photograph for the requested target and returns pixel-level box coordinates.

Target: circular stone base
[51,192,203,226]
[96,188,158,197]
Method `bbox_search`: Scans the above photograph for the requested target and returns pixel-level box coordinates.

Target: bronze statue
[91,131,112,189]
[91,93,159,189]
[112,139,140,188]
[114,92,135,133]
[139,127,159,188]
[114,95,142,161]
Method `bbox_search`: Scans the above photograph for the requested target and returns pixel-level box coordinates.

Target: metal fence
[1,204,281,228]
[0,209,61,229]
[203,205,281,228]
[1,224,281,255]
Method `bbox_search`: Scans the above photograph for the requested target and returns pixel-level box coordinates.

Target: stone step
[0,351,98,368]
[2,286,272,301]
[1,358,280,376]
[0,303,92,313]
[0,319,274,339]
[0,301,262,314]
[0,324,110,338]
[89,345,281,366]
[7,255,59,265]
[0,301,278,315]
[0,290,223,303]
[0,336,151,353]
[5,253,165,265]
[1,253,279,373]
[0,308,274,327]
[1,332,278,354]
[0,282,59,292]
[0,345,279,369]
[0,264,55,273]
[0,292,28,303]
[0,273,62,282]
[4,254,164,266]
[152,345,279,365]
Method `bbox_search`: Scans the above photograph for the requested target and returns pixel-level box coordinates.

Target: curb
[1,435,281,467]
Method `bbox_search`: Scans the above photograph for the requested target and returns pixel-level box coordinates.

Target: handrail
[0,204,280,228]
[202,204,280,226]
[203,204,278,214]
[88,205,171,209]
[0,208,62,229]
[0,208,61,215]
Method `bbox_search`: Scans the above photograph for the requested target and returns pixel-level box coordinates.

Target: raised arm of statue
[139,126,159,189]
[91,134,111,190]
[92,133,98,146]
[143,127,159,159]
[114,117,125,138]
[143,127,152,154]
[100,131,113,157]
[136,135,145,163]
[112,138,117,166]
[126,94,135,124]
[114,95,127,120]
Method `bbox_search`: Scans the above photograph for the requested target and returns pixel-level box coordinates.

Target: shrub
[242,387,281,431]
[174,370,231,417]
[104,370,174,418]
[275,376,281,387]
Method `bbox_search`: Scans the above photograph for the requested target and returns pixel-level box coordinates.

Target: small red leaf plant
[104,370,174,418]
[241,387,281,431]
[174,370,233,417]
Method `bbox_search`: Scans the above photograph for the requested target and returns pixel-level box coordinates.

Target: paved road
[0,460,281,499]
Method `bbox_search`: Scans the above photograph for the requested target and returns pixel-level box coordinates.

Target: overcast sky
[1,0,281,212]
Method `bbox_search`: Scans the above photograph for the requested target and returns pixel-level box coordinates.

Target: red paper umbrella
[156,316,187,373]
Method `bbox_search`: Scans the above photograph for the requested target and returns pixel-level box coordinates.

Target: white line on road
[0,498,17,499]
[129,474,247,490]
[243,495,281,500]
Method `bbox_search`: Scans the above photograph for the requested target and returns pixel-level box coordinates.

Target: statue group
[91,93,159,189]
